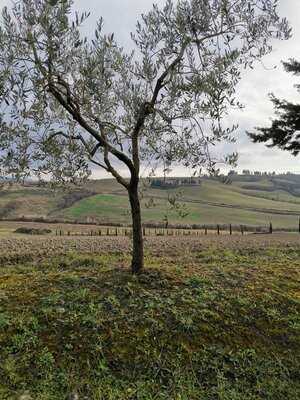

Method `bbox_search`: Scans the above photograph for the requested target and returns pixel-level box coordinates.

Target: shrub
[14,227,52,235]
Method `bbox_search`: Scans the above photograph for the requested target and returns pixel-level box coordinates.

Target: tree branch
[100,127,129,188]
[28,36,135,180]
[89,158,109,172]
[150,42,188,107]
[48,81,135,177]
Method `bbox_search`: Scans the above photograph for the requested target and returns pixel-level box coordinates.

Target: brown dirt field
[0,233,299,265]
[0,219,277,238]
[0,220,113,235]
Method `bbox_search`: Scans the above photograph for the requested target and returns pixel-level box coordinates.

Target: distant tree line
[150,177,201,188]
[227,170,297,176]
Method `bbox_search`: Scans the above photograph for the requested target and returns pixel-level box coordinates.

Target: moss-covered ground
[0,238,299,399]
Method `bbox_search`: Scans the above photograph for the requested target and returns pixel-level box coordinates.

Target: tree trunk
[128,185,144,273]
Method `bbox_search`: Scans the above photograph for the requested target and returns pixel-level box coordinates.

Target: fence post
[217,225,220,235]
[204,226,207,235]
[229,224,232,235]
[269,222,273,234]
[240,225,244,235]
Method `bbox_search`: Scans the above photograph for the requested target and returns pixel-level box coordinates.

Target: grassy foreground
[0,241,299,399]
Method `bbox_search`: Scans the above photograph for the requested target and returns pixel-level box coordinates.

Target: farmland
[1,175,300,229]
[0,233,299,399]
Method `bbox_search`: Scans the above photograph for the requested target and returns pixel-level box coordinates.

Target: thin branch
[90,142,102,158]
[101,120,129,136]
[89,158,109,171]
[46,131,81,142]
[150,42,188,107]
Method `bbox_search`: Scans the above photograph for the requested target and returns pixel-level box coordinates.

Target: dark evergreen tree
[249,59,300,155]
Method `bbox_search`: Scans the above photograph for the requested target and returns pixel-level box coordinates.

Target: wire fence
[54,221,300,237]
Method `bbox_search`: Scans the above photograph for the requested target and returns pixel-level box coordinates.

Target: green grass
[60,191,300,228]
[0,245,299,399]
[63,194,130,220]
[2,177,300,228]
[148,180,300,211]
[58,179,300,227]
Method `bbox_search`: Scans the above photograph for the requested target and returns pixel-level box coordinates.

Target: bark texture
[129,185,144,273]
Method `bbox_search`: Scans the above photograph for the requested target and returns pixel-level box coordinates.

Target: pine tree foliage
[249,59,300,155]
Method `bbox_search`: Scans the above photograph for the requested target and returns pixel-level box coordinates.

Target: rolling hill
[1,174,300,229]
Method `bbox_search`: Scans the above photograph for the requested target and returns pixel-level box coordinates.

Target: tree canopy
[0,0,290,182]
[249,59,300,155]
[0,0,291,272]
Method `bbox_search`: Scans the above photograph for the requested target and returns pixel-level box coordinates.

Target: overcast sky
[1,0,300,177]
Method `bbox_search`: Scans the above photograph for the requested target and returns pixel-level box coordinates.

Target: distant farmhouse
[150,177,201,188]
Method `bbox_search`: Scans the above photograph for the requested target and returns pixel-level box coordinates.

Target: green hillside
[1,175,300,228]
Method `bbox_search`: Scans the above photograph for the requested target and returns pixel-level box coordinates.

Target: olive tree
[0,0,290,272]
